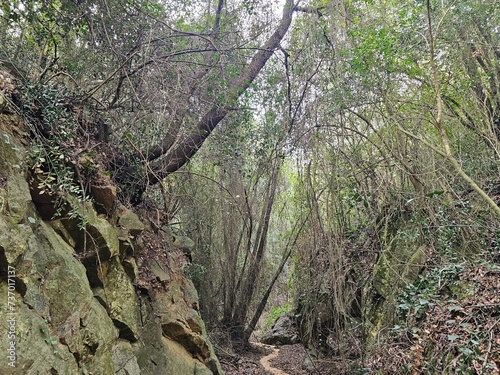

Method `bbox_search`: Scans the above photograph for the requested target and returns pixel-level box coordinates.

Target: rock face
[260,312,300,346]
[363,222,427,347]
[0,114,223,374]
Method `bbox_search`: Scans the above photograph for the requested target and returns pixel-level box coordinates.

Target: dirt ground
[219,342,348,375]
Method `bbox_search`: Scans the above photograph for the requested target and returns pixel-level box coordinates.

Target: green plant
[262,303,292,330]
[397,263,465,324]
[40,319,59,355]
[21,83,90,223]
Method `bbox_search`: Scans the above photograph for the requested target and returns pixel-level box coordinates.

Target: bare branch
[294,5,325,16]
[145,0,296,184]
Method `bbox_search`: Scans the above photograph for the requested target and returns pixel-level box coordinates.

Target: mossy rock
[366,236,426,347]
[373,244,426,299]
[103,257,140,341]
[0,112,223,374]
[117,207,145,236]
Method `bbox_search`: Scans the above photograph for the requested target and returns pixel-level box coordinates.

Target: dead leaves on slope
[368,266,500,374]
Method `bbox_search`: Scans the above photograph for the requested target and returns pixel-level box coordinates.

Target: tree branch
[294,5,325,16]
[145,0,296,184]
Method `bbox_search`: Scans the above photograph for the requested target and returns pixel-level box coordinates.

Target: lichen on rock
[0,112,223,375]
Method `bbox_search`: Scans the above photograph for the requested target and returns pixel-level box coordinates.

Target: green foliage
[381,262,500,374]
[262,304,292,330]
[2,0,498,367]
[21,83,75,139]
[1,0,87,80]
[40,318,60,355]
[21,83,90,220]
[397,263,465,323]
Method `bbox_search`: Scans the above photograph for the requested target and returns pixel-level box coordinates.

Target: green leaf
[459,347,473,355]
[426,190,444,198]
[447,334,460,342]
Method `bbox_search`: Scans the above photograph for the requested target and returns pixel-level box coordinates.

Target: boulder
[261,312,300,345]
[117,207,145,236]
[91,183,117,215]
[103,257,140,341]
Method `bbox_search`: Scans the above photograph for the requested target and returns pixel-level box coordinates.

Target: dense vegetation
[2,0,499,372]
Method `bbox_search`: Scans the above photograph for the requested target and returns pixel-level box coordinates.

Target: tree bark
[243,215,308,342]
[145,0,295,185]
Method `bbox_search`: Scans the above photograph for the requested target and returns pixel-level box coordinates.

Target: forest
[1,0,499,373]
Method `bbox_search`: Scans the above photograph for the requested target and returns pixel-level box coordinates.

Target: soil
[219,342,346,375]
[218,343,271,375]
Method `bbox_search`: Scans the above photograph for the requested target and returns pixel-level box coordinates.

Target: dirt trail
[253,342,289,375]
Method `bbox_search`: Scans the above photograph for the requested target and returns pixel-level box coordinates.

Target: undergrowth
[367,257,500,374]
[263,303,292,330]
[20,83,91,226]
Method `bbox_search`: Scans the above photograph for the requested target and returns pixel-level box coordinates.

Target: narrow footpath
[253,342,289,375]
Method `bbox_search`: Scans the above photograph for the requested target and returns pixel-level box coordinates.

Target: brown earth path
[253,342,289,375]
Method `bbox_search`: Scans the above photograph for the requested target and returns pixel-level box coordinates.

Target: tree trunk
[230,158,281,341]
[145,0,295,185]
[242,216,308,342]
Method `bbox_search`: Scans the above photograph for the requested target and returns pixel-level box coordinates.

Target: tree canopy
[2,0,500,371]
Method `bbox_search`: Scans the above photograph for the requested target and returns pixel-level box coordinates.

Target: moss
[373,242,426,299]
[0,114,222,374]
[103,257,140,341]
[366,227,427,349]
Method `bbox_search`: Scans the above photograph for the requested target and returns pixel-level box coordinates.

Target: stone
[103,257,140,342]
[0,218,119,375]
[117,207,145,236]
[150,259,170,282]
[52,197,120,260]
[49,219,76,247]
[173,235,195,251]
[260,312,300,345]
[91,183,117,215]
[161,320,211,361]
[365,230,428,347]
[0,113,223,375]
[0,216,30,264]
[373,245,426,299]
[149,274,223,374]
[6,173,32,223]
[113,339,141,375]
[122,255,139,282]
[132,296,223,375]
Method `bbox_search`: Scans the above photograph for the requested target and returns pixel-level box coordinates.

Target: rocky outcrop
[0,113,223,374]
[260,312,300,346]
[363,224,427,347]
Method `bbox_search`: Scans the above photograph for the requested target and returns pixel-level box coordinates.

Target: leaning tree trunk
[242,215,309,343]
[127,0,296,203]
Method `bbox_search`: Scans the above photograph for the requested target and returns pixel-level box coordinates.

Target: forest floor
[218,264,500,375]
[218,342,343,375]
